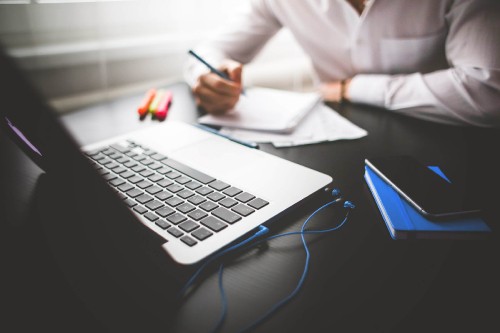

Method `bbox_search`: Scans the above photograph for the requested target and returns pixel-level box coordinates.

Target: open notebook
[198,87,321,133]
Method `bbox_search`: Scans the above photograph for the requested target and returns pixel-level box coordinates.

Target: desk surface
[2,82,499,333]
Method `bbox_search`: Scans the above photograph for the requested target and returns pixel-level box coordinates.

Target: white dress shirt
[185,0,500,127]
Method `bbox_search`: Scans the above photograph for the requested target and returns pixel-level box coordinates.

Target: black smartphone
[365,155,482,219]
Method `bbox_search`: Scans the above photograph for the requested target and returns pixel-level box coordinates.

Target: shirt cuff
[348,74,392,107]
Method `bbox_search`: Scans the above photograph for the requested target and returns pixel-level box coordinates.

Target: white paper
[219,104,368,147]
[198,87,321,133]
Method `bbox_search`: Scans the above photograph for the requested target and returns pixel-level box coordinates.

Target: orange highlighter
[155,91,173,120]
[137,89,156,116]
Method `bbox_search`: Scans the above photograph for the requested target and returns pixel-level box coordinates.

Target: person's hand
[192,60,243,115]
[319,78,352,102]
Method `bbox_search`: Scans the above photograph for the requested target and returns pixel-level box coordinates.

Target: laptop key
[185,181,202,190]
[167,213,187,225]
[179,220,199,233]
[180,235,197,247]
[120,171,135,179]
[133,154,147,162]
[161,158,215,184]
[166,197,183,207]
[141,158,155,166]
[176,176,192,185]
[85,148,102,156]
[219,197,238,208]
[146,185,162,195]
[118,183,134,192]
[188,195,206,205]
[113,167,127,174]
[109,178,125,187]
[155,220,170,230]
[178,189,194,199]
[232,204,255,217]
[201,216,227,232]
[128,175,143,184]
[126,188,143,198]
[103,173,117,181]
[248,198,269,210]
[192,228,213,241]
[166,184,183,193]
[139,169,154,177]
[133,205,147,214]
[106,162,119,169]
[151,153,167,161]
[115,156,129,164]
[102,148,115,155]
[212,207,242,224]
[209,180,230,191]
[223,187,242,197]
[148,174,163,182]
[157,167,172,174]
[207,192,225,202]
[149,162,163,170]
[145,200,164,211]
[187,209,208,221]
[166,171,181,179]
[136,194,153,204]
[98,157,112,165]
[156,206,175,218]
[196,187,213,196]
[137,180,153,189]
[235,192,255,203]
[108,152,122,160]
[157,179,174,187]
[155,191,173,201]
[199,201,218,212]
[177,203,196,214]
[144,212,159,222]
[90,153,106,161]
[123,160,137,168]
[167,227,183,238]
[131,165,146,172]
[124,198,137,207]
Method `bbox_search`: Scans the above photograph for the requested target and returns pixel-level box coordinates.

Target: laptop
[0,46,332,267]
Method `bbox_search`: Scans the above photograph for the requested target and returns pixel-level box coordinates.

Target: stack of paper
[198,87,367,147]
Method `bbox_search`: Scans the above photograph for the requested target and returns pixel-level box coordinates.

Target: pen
[188,50,245,95]
[195,124,259,149]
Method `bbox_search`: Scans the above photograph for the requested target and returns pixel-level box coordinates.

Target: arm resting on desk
[349,1,500,127]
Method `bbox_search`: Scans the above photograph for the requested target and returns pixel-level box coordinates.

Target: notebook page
[198,87,321,133]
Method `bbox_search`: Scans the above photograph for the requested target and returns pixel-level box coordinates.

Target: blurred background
[0,0,314,112]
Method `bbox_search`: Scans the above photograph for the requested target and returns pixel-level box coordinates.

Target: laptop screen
[0,44,182,330]
[0,45,51,170]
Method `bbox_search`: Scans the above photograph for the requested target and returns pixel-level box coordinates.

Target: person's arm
[347,1,500,127]
[185,0,282,114]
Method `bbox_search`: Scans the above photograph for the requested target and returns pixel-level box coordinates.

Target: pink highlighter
[155,90,173,120]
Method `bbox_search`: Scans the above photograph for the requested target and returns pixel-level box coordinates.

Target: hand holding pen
[189,50,244,115]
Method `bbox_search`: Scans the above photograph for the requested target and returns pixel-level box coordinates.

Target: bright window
[0,0,311,112]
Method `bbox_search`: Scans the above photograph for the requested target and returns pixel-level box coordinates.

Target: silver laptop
[0,46,332,266]
[82,121,332,265]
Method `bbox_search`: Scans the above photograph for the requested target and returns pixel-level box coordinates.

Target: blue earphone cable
[210,264,228,333]
[180,196,354,332]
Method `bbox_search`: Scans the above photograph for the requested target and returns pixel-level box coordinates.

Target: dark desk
[2,82,499,333]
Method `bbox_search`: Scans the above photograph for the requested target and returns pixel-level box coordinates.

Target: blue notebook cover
[364,166,491,239]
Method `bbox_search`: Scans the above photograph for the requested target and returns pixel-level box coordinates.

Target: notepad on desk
[198,87,321,133]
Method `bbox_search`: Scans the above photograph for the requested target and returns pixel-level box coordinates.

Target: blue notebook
[364,165,491,239]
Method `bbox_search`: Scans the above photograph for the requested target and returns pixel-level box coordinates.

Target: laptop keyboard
[85,140,269,247]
